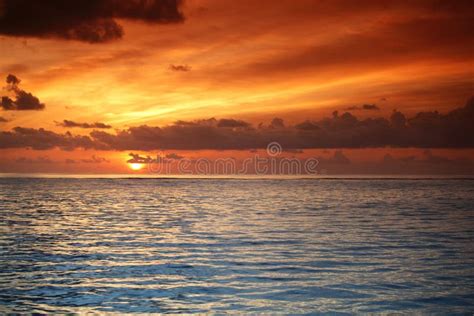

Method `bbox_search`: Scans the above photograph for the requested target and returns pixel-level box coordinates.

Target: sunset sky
[0,0,473,174]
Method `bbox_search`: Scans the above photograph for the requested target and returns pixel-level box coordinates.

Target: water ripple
[0,178,473,314]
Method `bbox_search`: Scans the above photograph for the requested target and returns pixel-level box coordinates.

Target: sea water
[1,178,473,314]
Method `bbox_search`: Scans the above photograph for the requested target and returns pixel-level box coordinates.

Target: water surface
[1,178,473,314]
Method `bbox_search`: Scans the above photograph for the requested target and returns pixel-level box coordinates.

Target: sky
[0,0,473,175]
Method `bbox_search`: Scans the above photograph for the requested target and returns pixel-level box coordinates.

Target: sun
[129,163,144,171]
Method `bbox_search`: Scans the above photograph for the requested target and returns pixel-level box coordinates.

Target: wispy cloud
[169,64,191,72]
[57,120,112,129]
[345,104,380,111]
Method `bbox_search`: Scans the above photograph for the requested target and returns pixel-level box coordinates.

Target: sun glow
[129,163,144,171]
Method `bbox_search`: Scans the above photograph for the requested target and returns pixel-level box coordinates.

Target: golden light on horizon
[129,163,145,171]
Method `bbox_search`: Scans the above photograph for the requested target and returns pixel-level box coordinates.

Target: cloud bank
[1,98,473,150]
[0,127,101,150]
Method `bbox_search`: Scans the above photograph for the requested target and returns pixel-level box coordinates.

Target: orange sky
[0,0,473,174]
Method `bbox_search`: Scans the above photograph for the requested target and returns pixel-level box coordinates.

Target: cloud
[383,154,415,164]
[126,153,171,164]
[80,155,110,163]
[127,153,153,163]
[283,148,304,154]
[0,0,184,43]
[19,155,109,164]
[126,152,184,164]
[90,97,474,149]
[57,120,112,129]
[234,1,473,80]
[6,74,20,85]
[0,116,8,122]
[1,74,45,110]
[345,104,380,111]
[381,151,472,166]
[169,64,191,72]
[318,151,351,164]
[1,63,29,74]
[294,120,320,131]
[15,156,54,164]
[0,127,101,150]
[216,119,250,128]
[1,97,473,150]
[165,153,184,159]
[269,118,285,129]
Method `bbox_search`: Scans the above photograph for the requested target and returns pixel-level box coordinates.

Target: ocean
[1,177,473,314]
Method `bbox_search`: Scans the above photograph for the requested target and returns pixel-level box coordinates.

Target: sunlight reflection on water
[1,178,473,313]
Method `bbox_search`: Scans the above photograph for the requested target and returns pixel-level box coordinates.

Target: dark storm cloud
[0,0,184,43]
[1,97,473,150]
[345,104,380,111]
[57,120,112,129]
[169,64,191,72]
[1,74,45,110]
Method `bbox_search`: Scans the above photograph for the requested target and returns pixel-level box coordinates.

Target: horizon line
[1,173,473,180]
